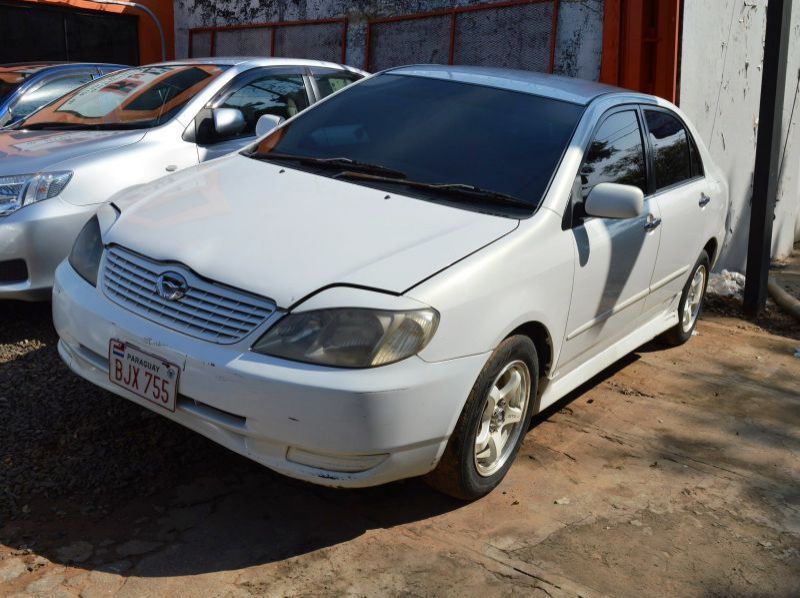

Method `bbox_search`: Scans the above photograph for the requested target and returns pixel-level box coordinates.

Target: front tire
[661,250,710,346]
[425,336,538,500]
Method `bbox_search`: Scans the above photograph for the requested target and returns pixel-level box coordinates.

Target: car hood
[106,154,518,308]
[0,128,145,173]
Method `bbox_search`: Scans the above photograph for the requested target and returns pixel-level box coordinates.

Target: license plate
[108,339,180,412]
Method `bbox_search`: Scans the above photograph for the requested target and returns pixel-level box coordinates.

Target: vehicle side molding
[584,182,644,220]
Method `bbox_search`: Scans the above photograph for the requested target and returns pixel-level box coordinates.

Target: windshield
[248,73,584,210]
[20,64,229,130]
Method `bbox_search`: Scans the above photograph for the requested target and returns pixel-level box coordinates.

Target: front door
[557,108,661,373]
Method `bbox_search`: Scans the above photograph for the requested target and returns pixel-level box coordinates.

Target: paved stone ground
[0,272,798,596]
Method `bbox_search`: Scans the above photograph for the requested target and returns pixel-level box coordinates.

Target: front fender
[407,209,573,374]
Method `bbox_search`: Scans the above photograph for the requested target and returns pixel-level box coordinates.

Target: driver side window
[570,109,647,226]
[217,72,309,137]
[580,110,647,200]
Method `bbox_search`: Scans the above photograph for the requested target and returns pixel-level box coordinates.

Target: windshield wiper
[246,152,407,179]
[334,171,533,210]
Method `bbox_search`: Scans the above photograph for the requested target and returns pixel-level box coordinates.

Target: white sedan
[53,65,727,500]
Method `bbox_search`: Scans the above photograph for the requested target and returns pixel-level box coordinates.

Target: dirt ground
[1,263,798,596]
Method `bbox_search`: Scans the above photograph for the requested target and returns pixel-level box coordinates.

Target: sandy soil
[0,293,798,597]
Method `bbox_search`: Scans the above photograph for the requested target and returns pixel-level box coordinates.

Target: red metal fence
[188,18,348,64]
[366,0,559,73]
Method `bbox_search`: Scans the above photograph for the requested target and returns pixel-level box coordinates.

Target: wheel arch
[703,237,719,267]
[505,321,553,379]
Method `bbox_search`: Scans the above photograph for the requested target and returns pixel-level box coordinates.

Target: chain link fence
[188,30,213,58]
[189,19,347,64]
[366,0,558,73]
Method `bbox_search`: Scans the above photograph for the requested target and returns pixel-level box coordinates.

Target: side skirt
[537,308,679,412]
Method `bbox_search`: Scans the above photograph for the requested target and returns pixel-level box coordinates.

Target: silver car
[0,57,365,300]
[0,62,125,127]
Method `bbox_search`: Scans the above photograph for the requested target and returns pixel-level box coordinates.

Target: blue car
[0,62,125,127]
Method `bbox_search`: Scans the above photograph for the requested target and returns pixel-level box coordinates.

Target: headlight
[68,216,103,286]
[0,171,72,216]
[252,308,439,368]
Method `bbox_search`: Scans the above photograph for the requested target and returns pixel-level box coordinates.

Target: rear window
[251,73,584,209]
[314,69,362,99]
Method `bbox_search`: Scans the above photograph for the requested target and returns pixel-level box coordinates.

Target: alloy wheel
[682,265,707,333]
[473,360,531,477]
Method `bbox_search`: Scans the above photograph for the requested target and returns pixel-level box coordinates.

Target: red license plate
[108,339,179,412]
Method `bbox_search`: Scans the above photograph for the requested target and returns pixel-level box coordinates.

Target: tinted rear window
[644,110,692,190]
[252,74,584,209]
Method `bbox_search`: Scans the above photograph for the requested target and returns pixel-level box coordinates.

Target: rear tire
[661,250,710,347]
[424,336,538,501]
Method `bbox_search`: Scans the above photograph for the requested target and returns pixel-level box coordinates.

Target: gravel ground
[0,300,252,524]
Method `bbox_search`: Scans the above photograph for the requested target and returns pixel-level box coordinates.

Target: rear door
[641,107,709,313]
[195,67,311,162]
[557,107,661,373]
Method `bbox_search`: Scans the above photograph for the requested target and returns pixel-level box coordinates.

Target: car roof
[147,56,364,73]
[0,62,125,75]
[383,64,637,106]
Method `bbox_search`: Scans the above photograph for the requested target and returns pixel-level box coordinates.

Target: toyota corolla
[53,66,727,499]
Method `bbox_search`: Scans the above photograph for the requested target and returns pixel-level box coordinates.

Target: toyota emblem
[156,271,189,301]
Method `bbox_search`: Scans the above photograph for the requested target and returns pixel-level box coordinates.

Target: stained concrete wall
[172,0,603,79]
[679,0,800,269]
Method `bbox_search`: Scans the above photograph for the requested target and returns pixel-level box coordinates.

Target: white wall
[680,0,800,270]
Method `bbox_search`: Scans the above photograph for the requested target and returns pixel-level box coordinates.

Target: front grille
[101,246,276,344]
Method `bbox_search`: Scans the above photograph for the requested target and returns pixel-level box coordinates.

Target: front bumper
[53,261,488,488]
[0,197,96,301]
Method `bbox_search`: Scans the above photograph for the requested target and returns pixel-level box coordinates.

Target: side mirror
[255,114,284,137]
[212,108,245,137]
[584,182,644,219]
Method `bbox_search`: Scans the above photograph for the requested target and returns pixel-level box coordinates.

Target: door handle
[699,193,711,207]
[644,216,662,232]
